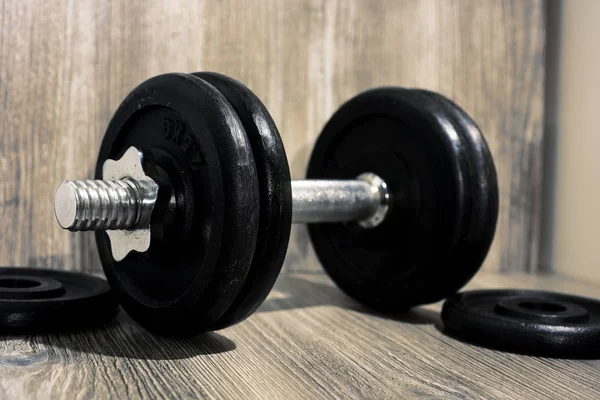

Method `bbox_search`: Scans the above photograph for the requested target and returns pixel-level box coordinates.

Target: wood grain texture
[0,0,544,273]
[0,269,598,400]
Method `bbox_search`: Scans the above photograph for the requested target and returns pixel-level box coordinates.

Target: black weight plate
[0,267,117,333]
[414,89,499,295]
[192,72,292,329]
[306,88,498,312]
[96,73,260,337]
[442,290,600,358]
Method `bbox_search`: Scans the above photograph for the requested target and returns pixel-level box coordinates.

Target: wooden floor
[0,269,598,400]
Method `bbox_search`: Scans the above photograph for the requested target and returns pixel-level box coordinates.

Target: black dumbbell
[54,72,498,337]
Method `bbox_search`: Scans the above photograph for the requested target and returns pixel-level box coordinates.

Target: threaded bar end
[54,180,142,231]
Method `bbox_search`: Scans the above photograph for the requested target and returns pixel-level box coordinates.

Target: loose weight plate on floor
[96,73,260,337]
[306,88,498,312]
[0,267,117,333]
[442,290,600,358]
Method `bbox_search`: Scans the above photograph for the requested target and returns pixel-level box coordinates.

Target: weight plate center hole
[494,296,591,323]
[518,301,567,313]
[0,278,42,289]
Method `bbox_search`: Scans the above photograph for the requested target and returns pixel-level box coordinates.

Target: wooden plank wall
[0,0,545,273]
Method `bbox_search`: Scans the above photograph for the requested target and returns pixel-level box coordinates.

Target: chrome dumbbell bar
[54,147,390,260]
[55,176,390,229]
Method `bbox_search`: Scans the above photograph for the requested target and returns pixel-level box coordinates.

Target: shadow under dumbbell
[38,310,236,360]
[32,273,440,361]
[258,274,441,326]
